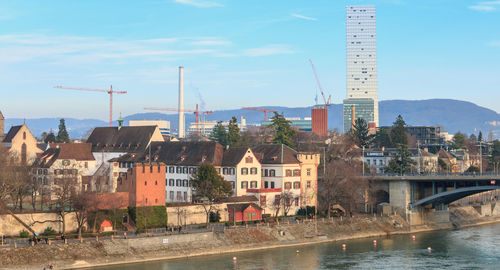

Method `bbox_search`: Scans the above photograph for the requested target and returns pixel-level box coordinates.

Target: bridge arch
[409,186,500,209]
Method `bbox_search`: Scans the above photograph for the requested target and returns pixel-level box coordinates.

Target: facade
[363,148,438,173]
[116,163,166,207]
[311,107,327,136]
[344,5,378,132]
[405,126,445,146]
[32,143,97,200]
[129,120,171,136]
[2,124,43,164]
[343,98,375,133]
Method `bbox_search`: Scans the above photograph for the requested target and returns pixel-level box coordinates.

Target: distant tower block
[178,66,185,139]
[311,106,328,136]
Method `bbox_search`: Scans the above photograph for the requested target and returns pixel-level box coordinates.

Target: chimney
[178,66,185,138]
[351,105,356,131]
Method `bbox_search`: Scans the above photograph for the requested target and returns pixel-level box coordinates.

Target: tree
[270,112,297,149]
[352,118,370,147]
[389,115,407,146]
[452,132,466,149]
[44,130,55,143]
[384,144,416,174]
[372,128,392,148]
[469,134,477,142]
[71,192,96,239]
[478,131,483,142]
[227,117,241,147]
[190,163,233,228]
[209,121,227,147]
[56,119,70,143]
[466,165,480,173]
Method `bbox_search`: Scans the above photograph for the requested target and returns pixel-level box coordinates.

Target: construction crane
[54,85,127,126]
[242,107,275,121]
[144,104,213,136]
[309,59,331,108]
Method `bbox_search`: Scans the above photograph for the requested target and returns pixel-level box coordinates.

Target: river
[95,223,500,269]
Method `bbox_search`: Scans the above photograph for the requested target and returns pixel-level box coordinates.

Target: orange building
[311,107,328,136]
[117,163,166,207]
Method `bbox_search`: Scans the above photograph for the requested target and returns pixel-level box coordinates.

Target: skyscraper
[343,6,378,133]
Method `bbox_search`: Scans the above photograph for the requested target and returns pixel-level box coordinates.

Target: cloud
[173,0,223,8]
[291,13,317,21]
[468,1,500,11]
[243,44,295,57]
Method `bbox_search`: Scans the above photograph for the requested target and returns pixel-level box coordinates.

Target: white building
[129,120,171,136]
[187,116,247,138]
[345,6,379,128]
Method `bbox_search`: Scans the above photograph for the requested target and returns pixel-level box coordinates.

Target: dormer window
[201,155,207,162]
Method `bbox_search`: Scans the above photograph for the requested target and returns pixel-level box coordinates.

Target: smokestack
[351,105,356,132]
[178,66,185,138]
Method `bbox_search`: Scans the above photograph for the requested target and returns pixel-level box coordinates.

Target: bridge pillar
[389,180,411,217]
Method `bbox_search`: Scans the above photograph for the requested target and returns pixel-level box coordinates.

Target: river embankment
[1,205,499,270]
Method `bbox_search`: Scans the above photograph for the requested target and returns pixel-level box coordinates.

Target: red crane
[54,85,127,126]
[242,107,275,121]
[144,104,213,136]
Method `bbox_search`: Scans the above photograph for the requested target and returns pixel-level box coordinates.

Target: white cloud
[173,0,223,8]
[243,44,295,57]
[468,1,500,11]
[291,13,317,21]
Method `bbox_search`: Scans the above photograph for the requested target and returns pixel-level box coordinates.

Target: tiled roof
[86,126,159,153]
[438,149,454,159]
[221,147,250,167]
[2,125,22,143]
[252,144,300,164]
[33,143,95,168]
[227,203,263,212]
[221,195,259,203]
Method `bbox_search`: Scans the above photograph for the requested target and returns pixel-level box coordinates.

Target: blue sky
[0,0,499,121]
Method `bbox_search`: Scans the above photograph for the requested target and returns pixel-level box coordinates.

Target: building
[221,147,262,197]
[116,163,166,207]
[363,147,438,173]
[261,117,312,132]
[344,5,378,132]
[311,107,327,136]
[227,203,263,223]
[343,98,375,133]
[2,123,43,164]
[187,117,247,138]
[129,120,171,136]
[32,143,97,200]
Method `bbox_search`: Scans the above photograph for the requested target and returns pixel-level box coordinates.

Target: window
[231,168,235,175]
[241,168,248,175]
[145,198,148,204]
[275,195,281,204]
[169,179,175,186]
[177,191,182,200]
[38,169,42,175]
[158,165,161,173]
[184,192,187,201]
[170,191,174,200]
[155,180,158,185]
[307,181,311,188]
[169,166,175,173]
[183,167,188,174]
[217,168,221,174]
[294,182,300,189]
[241,181,248,189]
[271,182,275,188]
[250,168,257,175]
[286,170,292,177]
[176,167,181,173]
[142,165,145,173]
[23,132,26,140]
[176,179,181,186]
[183,179,188,187]
[269,170,275,177]
[150,166,153,173]
[285,182,291,190]
[307,169,311,176]
[155,198,158,204]
[294,197,299,206]
[223,168,228,175]
[260,195,266,207]
[264,169,268,177]
[250,181,257,188]
[264,181,269,188]
[144,181,147,186]
[293,169,300,176]
[84,162,88,169]
[245,156,253,163]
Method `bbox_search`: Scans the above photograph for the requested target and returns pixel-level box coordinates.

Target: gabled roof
[33,143,95,168]
[252,144,300,164]
[227,203,263,212]
[222,147,250,167]
[438,149,455,160]
[112,141,224,166]
[86,126,160,153]
[2,125,22,143]
[221,195,259,203]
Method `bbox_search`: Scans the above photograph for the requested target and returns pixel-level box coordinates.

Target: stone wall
[167,203,230,226]
[0,212,79,237]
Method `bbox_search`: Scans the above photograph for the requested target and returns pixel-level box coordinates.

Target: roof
[222,147,250,167]
[33,143,95,168]
[0,111,4,119]
[2,125,22,143]
[227,203,263,212]
[220,195,258,203]
[438,149,454,160]
[86,126,159,153]
[112,141,224,166]
[252,144,300,164]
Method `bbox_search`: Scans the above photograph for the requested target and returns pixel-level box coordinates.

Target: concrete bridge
[369,173,500,225]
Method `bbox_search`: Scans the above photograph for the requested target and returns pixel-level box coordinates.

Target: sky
[0,0,499,121]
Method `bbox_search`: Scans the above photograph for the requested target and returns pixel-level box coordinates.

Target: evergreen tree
[56,119,70,143]
[478,131,483,142]
[227,117,241,147]
[452,132,466,149]
[384,144,416,174]
[469,134,477,142]
[352,118,370,147]
[372,128,392,148]
[270,112,297,149]
[44,131,56,143]
[209,121,227,147]
[389,115,407,146]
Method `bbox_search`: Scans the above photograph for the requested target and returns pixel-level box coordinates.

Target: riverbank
[1,206,499,270]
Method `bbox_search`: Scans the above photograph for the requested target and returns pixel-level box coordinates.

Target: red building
[311,107,328,136]
[227,203,263,222]
[116,162,166,207]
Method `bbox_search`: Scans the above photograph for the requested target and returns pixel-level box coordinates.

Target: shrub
[128,205,167,231]
[42,227,56,236]
[296,206,316,217]
[19,230,30,238]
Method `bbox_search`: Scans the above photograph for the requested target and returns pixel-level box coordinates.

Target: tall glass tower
[343,6,378,133]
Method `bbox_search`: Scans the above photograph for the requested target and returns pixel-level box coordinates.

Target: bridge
[369,173,500,225]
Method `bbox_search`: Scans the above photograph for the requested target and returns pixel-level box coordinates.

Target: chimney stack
[178,66,185,138]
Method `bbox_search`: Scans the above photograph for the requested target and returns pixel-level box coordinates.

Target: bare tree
[281,191,296,216]
[71,192,97,239]
[52,176,78,234]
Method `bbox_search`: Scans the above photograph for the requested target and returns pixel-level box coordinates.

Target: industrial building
[261,117,312,132]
